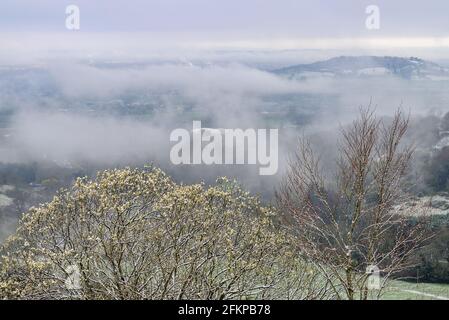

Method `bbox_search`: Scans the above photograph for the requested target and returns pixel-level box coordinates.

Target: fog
[0,52,449,199]
[1,47,449,243]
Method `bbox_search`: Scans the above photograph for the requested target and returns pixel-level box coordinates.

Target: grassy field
[382,280,449,300]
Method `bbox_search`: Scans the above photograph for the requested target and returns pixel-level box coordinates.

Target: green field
[382,280,449,300]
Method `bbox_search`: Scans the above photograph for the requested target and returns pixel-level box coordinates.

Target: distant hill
[274,56,449,80]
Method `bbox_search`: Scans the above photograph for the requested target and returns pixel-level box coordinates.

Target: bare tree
[277,108,431,300]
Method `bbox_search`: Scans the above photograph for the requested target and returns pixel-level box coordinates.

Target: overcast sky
[0,0,449,61]
[0,0,447,36]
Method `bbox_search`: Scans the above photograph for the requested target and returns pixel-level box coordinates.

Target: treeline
[411,215,449,283]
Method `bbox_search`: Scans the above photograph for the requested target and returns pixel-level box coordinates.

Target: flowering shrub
[0,167,326,300]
